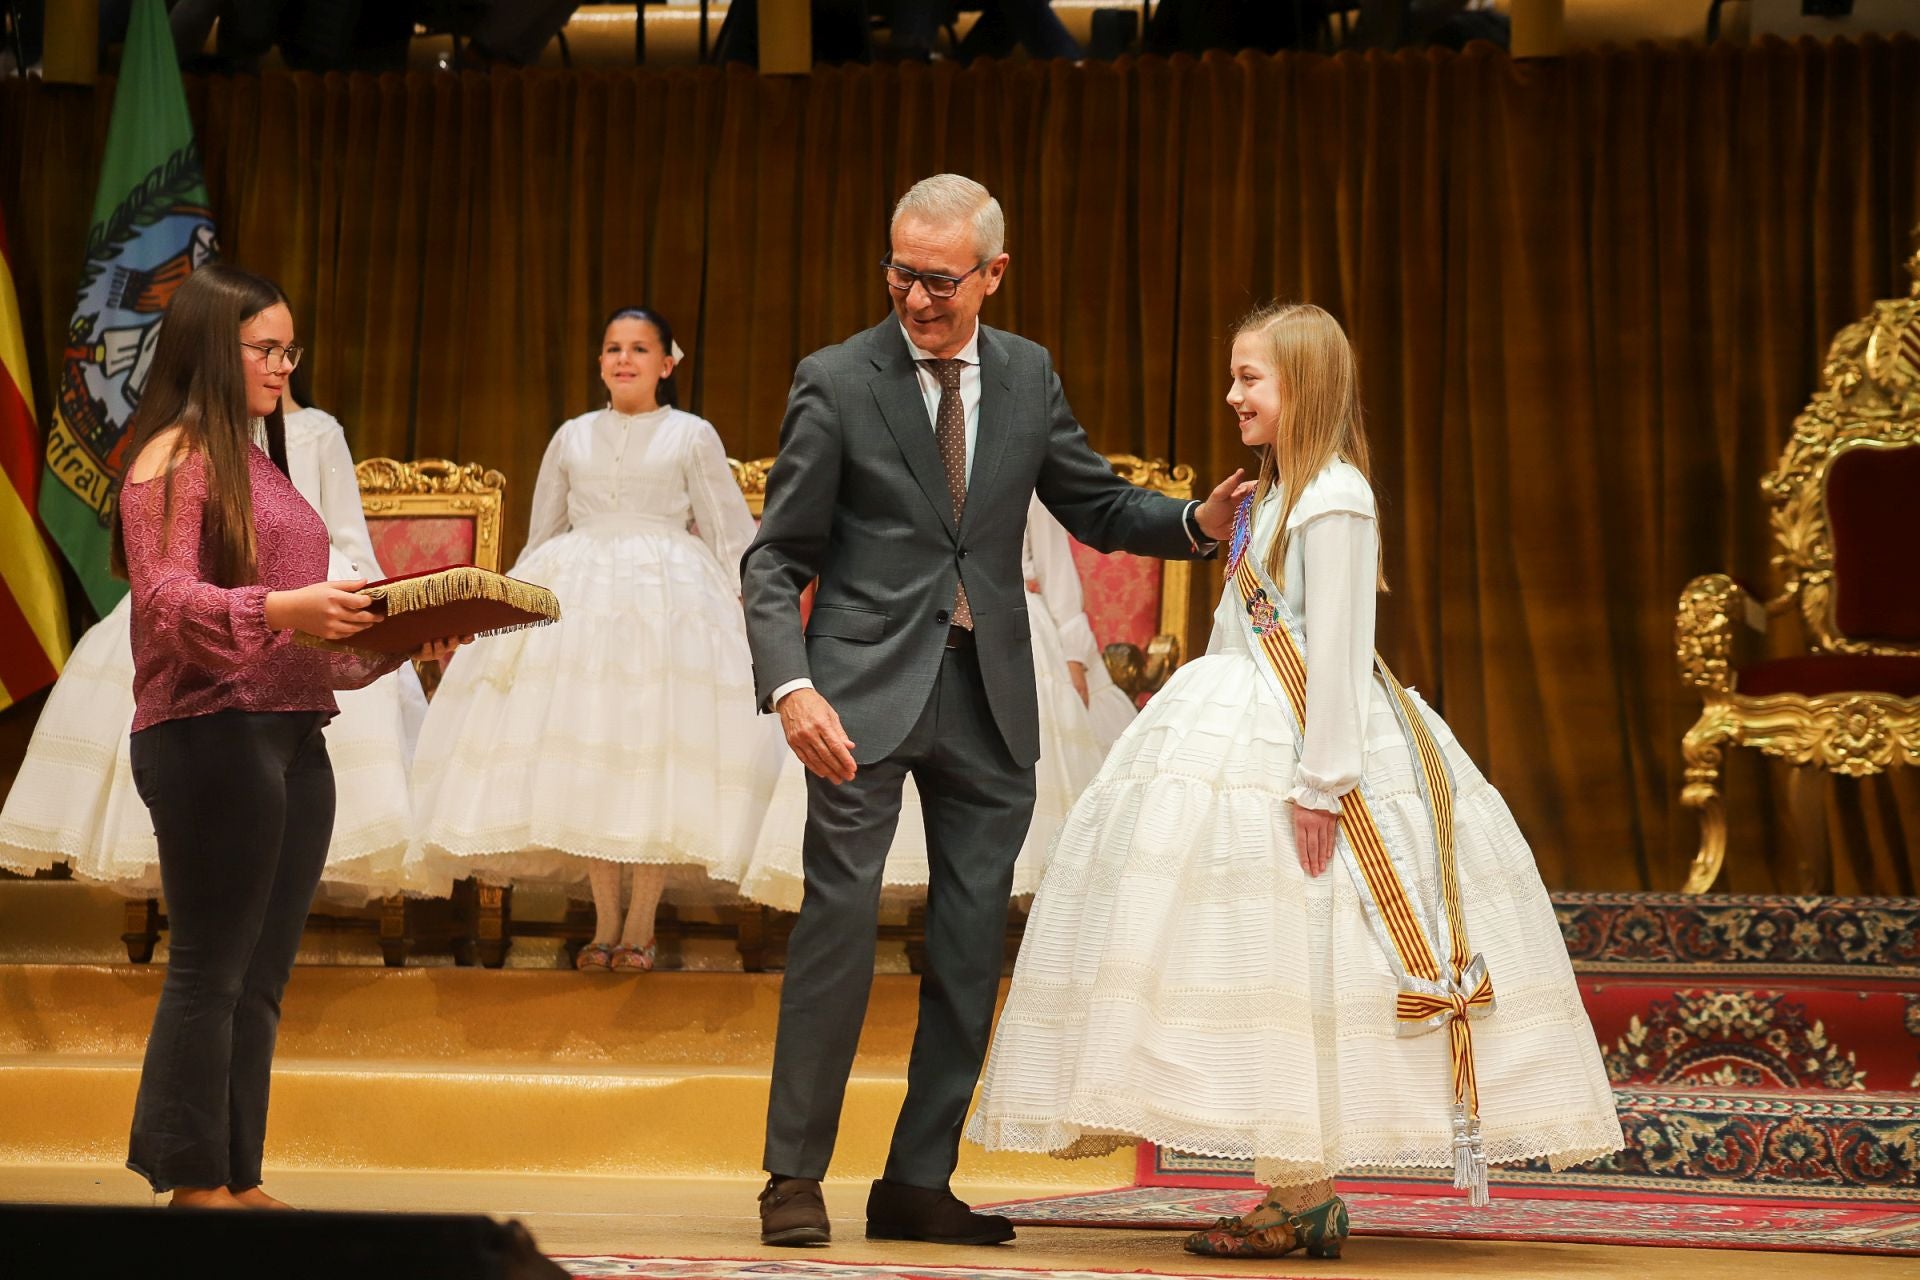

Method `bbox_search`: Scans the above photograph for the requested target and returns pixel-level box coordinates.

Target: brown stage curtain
[4,40,1918,895]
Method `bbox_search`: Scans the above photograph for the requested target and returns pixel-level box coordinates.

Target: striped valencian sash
[1228,495,1495,1204]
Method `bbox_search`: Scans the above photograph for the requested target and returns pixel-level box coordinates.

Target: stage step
[1578,977,1920,1093]
[0,1053,1126,1185]
[0,963,1128,1187]
[0,966,926,1066]
[1553,891,1920,978]
[12,965,1917,1092]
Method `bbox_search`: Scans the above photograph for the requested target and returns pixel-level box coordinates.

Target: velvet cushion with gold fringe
[297,565,560,656]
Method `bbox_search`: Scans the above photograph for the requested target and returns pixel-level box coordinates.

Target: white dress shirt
[903,320,981,482]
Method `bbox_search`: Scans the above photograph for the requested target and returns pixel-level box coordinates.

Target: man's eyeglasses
[882,258,985,301]
[240,340,303,372]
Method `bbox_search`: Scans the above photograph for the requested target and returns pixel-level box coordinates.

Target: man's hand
[777,687,858,784]
[1066,660,1090,706]
[1293,803,1339,878]
[415,635,473,665]
[1193,468,1256,543]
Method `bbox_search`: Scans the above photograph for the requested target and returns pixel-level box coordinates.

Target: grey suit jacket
[742,318,1208,769]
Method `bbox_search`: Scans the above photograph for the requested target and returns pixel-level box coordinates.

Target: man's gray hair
[891,174,1006,261]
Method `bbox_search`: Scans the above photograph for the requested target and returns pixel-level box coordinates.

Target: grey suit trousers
[761,641,1036,1188]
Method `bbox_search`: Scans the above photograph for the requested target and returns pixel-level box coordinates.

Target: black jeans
[126,709,334,1192]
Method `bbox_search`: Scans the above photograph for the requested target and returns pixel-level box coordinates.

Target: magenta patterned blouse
[121,445,401,732]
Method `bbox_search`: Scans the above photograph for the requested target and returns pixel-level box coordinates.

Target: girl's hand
[415,635,473,665]
[1293,803,1339,877]
[265,580,378,640]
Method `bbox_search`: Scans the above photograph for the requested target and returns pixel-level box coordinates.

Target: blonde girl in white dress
[966,304,1621,1260]
[736,496,1133,910]
[406,308,785,971]
[0,402,426,901]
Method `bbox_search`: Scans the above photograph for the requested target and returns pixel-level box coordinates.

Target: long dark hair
[110,263,291,586]
[601,306,679,408]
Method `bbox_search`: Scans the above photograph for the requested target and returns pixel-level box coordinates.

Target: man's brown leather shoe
[865,1178,1014,1245]
[759,1176,831,1246]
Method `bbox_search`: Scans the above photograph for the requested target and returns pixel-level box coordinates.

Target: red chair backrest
[367,517,477,578]
[1828,443,1920,645]
[1067,539,1164,652]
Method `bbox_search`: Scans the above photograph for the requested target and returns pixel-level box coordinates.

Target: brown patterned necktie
[926,357,973,629]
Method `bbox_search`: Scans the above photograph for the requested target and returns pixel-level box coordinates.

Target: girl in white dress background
[737,496,1134,910]
[406,307,785,972]
[0,394,426,902]
[967,304,1620,1260]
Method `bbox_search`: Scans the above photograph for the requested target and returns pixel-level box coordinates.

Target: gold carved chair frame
[354,458,509,574]
[1674,255,1920,893]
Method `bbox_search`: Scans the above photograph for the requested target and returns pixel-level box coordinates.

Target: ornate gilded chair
[356,458,509,966]
[725,452,1197,971]
[731,456,773,516]
[1674,260,1920,893]
[1066,455,1196,702]
[357,458,508,575]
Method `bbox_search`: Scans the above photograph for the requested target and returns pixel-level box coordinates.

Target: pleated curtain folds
[4,39,1918,894]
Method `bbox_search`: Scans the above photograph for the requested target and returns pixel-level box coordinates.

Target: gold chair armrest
[1675,573,1767,693]
[1103,634,1183,700]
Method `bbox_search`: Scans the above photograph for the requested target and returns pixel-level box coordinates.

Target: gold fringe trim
[366,566,559,624]
[294,567,559,656]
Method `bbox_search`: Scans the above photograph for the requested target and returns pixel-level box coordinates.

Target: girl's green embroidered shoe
[1179,1195,1350,1261]
[1290,1195,1351,1260]
[1181,1214,1299,1259]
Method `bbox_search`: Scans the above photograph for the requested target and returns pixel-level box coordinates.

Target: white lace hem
[966,1103,1625,1184]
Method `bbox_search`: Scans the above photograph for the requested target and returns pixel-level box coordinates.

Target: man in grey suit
[743,175,1245,1247]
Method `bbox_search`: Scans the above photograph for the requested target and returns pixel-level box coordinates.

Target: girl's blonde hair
[1236,302,1385,592]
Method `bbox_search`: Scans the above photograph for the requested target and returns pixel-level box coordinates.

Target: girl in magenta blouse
[112,263,464,1208]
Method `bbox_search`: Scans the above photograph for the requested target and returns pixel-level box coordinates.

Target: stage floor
[2,1167,1905,1280]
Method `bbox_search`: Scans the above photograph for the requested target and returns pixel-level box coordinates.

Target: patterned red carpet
[1137,1087,1920,1202]
[979,1185,1920,1256]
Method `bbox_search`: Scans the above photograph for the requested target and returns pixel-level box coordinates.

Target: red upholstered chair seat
[1738,654,1920,699]
[368,515,478,578]
[1827,443,1920,645]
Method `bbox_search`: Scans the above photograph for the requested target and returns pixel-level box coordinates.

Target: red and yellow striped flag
[0,203,71,709]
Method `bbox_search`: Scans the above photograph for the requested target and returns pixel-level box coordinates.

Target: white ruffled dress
[405,406,785,895]
[967,462,1622,1187]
